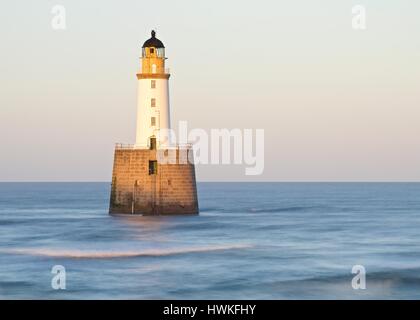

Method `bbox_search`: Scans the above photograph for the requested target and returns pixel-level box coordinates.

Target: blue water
[1,182,420,299]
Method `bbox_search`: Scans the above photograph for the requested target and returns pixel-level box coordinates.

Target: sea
[0,182,420,299]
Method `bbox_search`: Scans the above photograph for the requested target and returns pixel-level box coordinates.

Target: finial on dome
[142,30,165,48]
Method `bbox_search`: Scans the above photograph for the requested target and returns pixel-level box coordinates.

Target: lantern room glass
[142,47,165,58]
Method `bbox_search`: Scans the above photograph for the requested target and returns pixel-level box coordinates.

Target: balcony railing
[115,143,192,150]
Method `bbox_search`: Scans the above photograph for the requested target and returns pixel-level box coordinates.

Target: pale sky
[1,0,420,181]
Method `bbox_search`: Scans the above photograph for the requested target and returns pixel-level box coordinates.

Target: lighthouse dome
[142,30,165,48]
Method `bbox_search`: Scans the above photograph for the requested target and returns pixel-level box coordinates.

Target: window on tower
[150,48,155,54]
[151,80,156,89]
[149,160,158,175]
[151,98,156,107]
[149,137,156,150]
[151,117,156,126]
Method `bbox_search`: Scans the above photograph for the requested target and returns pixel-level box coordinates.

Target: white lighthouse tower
[109,31,198,215]
[135,30,171,148]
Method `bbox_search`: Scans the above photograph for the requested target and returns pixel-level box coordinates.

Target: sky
[1,0,420,181]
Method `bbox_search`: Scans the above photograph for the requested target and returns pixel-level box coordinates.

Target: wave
[247,206,322,213]
[203,268,420,298]
[0,244,252,259]
[259,268,420,291]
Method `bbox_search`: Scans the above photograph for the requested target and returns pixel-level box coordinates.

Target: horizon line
[1,181,420,183]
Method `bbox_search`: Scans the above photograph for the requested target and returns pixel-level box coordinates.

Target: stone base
[109,147,199,215]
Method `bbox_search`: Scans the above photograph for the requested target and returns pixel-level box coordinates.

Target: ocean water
[1,182,420,299]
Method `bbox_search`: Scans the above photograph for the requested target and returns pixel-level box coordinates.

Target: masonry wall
[109,147,199,215]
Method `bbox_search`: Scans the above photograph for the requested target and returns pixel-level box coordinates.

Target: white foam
[1,244,252,259]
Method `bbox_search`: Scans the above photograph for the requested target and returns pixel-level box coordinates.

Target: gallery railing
[115,143,192,150]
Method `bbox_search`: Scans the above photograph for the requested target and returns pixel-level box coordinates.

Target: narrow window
[151,117,156,126]
[149,137,156,150]
[151,98,156,107]
[149,160,158,175]
[150,48,155,54]
[151,80,156,89]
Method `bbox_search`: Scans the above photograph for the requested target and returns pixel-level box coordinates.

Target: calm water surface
[1,182,420,299]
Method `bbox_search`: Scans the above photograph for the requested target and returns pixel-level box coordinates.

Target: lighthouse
[135,30,171,148]
[109,31,199,215]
